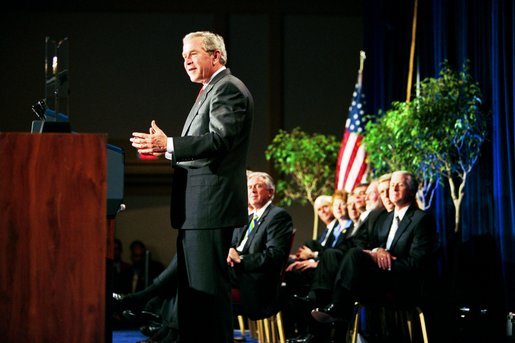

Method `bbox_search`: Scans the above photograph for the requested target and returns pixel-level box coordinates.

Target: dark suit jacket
[352,208,391,250]
[230,204,293,319]
[170,68,254,230]
[377,204,437,273]
[304,220,338,253]
[336,204,438,300]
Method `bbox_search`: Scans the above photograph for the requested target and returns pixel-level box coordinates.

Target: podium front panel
[0,133,107,343]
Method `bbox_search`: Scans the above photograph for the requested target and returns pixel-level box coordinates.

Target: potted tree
[265,127,340,239]
[363,61,487,232]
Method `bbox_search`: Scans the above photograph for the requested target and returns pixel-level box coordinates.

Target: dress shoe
[122,309,162,326]
[291,294,315,309]
[112,292,136,309]
[286,333,315,343]
[137,327,179,343]
[311,303,342,323]
[140,323,163,337]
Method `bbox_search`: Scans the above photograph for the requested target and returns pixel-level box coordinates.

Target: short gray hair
[248,172,275,200]
[315,195,332,210]
[183,31,227,65]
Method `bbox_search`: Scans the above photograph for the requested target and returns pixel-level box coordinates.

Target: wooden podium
[0,133,107,342]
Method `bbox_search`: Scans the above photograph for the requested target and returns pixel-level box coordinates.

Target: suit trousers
[177,228,234,343]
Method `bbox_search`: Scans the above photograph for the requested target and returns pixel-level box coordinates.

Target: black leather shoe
[140,323,163,337]
[286,333,315,343]
[140,310,162,323]
[113,293,136,309]
[122,309,162,326]
[292,294,315,309]
[311,303,342,323]
[138,327,179,343]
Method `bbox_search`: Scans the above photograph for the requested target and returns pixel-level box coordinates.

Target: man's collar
[252,200,272,219]
[393,204,410,221]
[203,66,227,87]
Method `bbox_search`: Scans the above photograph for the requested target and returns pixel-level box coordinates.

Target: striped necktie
[248,214,258,233]
[236,214,258,252]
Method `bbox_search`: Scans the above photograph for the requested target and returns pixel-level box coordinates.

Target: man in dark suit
[311,171,438,326]
[131,31,253,343]
[286,189,384,343]
[227,171,294,320]
[289,195,337,263]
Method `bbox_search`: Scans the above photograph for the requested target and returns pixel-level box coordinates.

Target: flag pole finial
[359,50,366,73]
[358,51,366,86]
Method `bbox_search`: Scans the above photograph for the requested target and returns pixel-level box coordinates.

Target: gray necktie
[386,216,400,250]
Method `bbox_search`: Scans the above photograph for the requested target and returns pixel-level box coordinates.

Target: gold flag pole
[406,0,418,102]
[358,50,366,86]
[315,51,367,241]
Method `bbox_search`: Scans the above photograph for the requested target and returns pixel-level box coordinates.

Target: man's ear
[212,50,221,64]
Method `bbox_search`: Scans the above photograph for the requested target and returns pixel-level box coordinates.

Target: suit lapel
[245,205,272,249]
[379,213,394,246]
[237,214,253,246]
[388,205,415,250]
[181,69,230,136]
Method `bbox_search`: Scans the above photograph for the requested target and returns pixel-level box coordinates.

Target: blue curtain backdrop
[363,0,515,316]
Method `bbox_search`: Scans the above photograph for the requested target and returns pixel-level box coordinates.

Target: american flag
[335,78,369,192]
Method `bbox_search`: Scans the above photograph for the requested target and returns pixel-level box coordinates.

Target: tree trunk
[448,171,467,233]
[312,204,319,240]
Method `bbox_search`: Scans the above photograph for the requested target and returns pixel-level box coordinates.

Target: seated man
[290,195,338,263]
[115,171,293,342]
[287,182,388,343]
[227,171,294,320]
[311,171,438,332]
[113,255,179,343]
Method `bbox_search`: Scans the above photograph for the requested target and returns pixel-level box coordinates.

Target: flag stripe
[344,144,367,192]
[335,79,369,192]
[336,133,363,190]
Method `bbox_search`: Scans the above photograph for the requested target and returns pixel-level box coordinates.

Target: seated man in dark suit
[287,183,388,343]
[285,192,346,283]
[289,195,337,263]
[113,255,179,343]
[311,171,438,331]
[227,171,294,320]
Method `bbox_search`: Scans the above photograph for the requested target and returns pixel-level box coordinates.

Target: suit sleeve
[391,212,438,273]
[239,210,293,272]
[173,80,251,165]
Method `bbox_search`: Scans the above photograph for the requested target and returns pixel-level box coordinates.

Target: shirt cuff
[165,137,174,160]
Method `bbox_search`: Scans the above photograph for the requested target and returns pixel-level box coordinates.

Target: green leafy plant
[364,102,441,210]
[364,61,487,232]
[265,127,340,238]
[413,61,487,232]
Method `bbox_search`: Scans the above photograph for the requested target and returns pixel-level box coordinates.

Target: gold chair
[349,301,429,343]
[233,230,296,343]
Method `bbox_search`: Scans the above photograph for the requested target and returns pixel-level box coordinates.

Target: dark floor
[112,329,258,343]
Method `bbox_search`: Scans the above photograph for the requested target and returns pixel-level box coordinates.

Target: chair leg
[237,315,246,338]
[407,318,413,341]
[276,312,286,343]
[248,319,258,339]
[257,319,265,342]
[270,316,278,343]
[264,318,271,342]
[416,307,429,343]
[351,303,360,343]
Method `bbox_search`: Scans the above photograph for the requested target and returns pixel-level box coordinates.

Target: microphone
[31,99,47,120]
